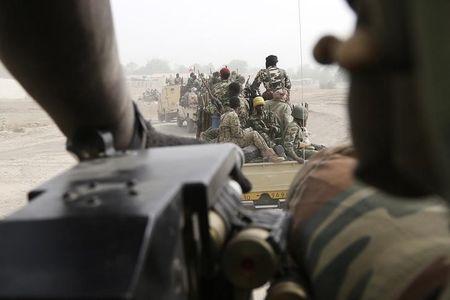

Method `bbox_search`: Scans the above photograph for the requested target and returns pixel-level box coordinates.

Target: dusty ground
[0,86,349,218]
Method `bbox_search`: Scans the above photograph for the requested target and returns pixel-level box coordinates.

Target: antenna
[297,0,304,102]
[297,0,306,162]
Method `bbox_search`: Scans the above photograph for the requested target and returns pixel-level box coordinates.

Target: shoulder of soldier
[265,99,274,106]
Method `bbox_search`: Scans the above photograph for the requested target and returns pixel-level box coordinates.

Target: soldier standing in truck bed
[251,55,292,97]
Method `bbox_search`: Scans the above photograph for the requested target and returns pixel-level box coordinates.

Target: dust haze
[0,1,355,217]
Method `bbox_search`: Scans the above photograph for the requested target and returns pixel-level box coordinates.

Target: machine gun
[0,140,303,299]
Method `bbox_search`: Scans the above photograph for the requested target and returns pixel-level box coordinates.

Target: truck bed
[241,161,302,209]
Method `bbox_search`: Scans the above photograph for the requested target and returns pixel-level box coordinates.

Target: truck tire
[187,119,196,133]
[177,117,184,127]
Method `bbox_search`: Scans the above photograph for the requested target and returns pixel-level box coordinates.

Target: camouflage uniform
[200,127,218,143]
[248,110,281,148]
[265,99,293,132]
[207,80,230,115]
[251,66,291,93]
[212,80,230,106]
[288,148,450,300]
[186,77,201,90]
[218,108,270,152]
[283,120,316,161]
[238,97,250,129]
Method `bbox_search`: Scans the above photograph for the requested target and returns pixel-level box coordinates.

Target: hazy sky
[111,0,355,69]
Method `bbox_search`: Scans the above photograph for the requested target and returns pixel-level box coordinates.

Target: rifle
[198,72,224,114]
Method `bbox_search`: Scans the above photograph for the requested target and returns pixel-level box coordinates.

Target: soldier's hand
[299,142,309,149]
[296,158,305,164]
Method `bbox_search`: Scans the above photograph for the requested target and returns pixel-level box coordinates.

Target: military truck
[157,84,181,122]
[241,161,302,209]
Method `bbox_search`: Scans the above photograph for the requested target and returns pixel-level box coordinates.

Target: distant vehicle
[158,84,181,122]
[138,89,160,103]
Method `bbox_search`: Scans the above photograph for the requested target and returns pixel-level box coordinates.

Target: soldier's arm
[284,70,292,90]
[283,126,304,162]
[270,114,282,136]
[0,0,135,150]
[250,70,263,92]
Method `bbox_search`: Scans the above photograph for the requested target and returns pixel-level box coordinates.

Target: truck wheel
[177,117,184,127]
[187,119,196,133]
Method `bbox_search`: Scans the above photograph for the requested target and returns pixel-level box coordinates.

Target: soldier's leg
[242,131,270,152]
[200,127,219,143]
[261,132,276,149]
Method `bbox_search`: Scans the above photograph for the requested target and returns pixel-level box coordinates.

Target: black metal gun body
[0,144,243,300]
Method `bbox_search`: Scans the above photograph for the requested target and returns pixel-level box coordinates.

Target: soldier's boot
[262,148,285,163]
[273,145,287,158]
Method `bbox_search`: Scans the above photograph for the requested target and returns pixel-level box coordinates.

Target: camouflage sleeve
[230,113,244,138]
[283,125,300,160]
[270,113,281,136]
[284,70,292,90]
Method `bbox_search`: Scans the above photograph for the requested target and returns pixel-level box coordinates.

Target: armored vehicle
[157,84,181,122]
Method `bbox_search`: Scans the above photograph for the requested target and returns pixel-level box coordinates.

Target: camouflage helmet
[253,96,265,108]
[292,105,308,120]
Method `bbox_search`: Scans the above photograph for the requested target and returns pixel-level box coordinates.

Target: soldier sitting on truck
[185,73,201,90]
[180,87,198,108]
[247,96,281,149]
[218,96,284,163]
[283,105,324,163]
[228,82,250,128]
[174,73,183,85]
[200,82,248,143]
[209,71,220,89]
[265,88,292,132]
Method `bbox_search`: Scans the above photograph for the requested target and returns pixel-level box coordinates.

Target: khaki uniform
[218,108,270,152]
[265,99,293,132]
[283,121,316,161]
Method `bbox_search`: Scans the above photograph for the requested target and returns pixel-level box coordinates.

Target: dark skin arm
[0,0,135,150]
[0,0,201,151]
